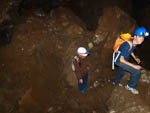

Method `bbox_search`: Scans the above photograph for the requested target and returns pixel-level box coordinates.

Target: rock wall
[108,87,150,113]
[0,2,150,113]
[0,0,20,44]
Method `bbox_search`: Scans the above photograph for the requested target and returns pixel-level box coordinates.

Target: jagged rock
[0,6,90,112]
[93,34,105,44]
[107,87,150,113]
[49,7,86,38]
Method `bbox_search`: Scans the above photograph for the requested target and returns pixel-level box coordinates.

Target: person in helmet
[113,27,149,94]
[73,47,90,95]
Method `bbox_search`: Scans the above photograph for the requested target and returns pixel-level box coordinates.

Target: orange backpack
[113,33,133,53]
[112,33,133,70]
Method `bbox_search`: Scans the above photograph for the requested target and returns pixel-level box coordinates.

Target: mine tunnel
[0,0,150,113]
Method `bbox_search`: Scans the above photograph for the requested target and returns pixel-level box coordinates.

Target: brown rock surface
[108,87,150,113]
[0,3,150,113]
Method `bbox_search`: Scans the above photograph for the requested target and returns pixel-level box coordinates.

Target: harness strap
[112,51,121,70]
[126,40,132,51]
[72,56,80,71]
[112,52,115,70]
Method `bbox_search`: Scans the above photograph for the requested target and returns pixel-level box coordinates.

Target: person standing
[72,47,90,95]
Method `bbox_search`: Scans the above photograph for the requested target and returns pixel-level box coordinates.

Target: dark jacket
[73,55,89,79]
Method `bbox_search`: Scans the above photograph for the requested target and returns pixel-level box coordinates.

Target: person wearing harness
[113,27,149,94]
[72,47,90,95]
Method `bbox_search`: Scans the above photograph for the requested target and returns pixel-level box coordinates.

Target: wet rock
[107,87,150,113]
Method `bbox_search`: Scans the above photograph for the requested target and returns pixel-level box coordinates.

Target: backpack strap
[112,51,121,70]
[74,56,80,62]
[126,40,133,51]
[72,56,80,71]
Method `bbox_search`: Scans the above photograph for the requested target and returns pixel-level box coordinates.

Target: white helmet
[77,47,89,56]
